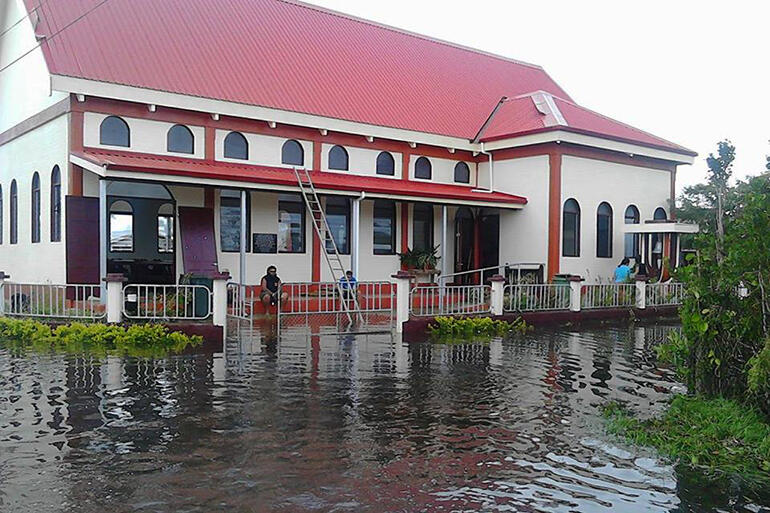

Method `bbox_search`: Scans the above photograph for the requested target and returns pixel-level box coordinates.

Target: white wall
[320,143,403,179]
[83,112,206,158]
[0,115,69,282]
[0,0,68,133]
[215,130,312,168]
[559,155,671,282]
[409,155,477,187]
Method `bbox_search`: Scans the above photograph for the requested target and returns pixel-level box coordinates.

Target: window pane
[282,140,304,166]
[373,201,395,254]
[413,204,433,251]
[325,197,349,254]
[415,157,431,179]
[224,132,248,159]
[100,116,130,147]
[158,215,174,253]
[597,214,611,258]
[328,146,348,171]
[376,152,395,176]
[110,213,133,251]
[454,162,470,183]
[278,195,305,253]
[168,125,194,154]
[220,197,242,252]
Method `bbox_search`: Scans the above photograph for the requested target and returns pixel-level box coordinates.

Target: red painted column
[311,140,322,282]
[69,108,84,196]
[547,150,562,281]
[400,202,409,255]
[204,125,216,162]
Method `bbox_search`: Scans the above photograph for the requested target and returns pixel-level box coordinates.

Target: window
[562,199,580,257]
[624,205,640,258]
[157,203,175,253]
[281,139,304,166]
[414,157,432,179]
[31,172,40,243]
[224,132,248,160]
[328,145,349,171]
[324,197,350,254]
[376,152,395,176]
[278,194,305,253]
[220,190,250,252]
[596,202,613,258]
[0,184,3,244]
[454,162,470,184]
[654,207,667,220]
[373,200,396,254]
[167,124,194,154]
[50,166,61,242]
[412,203,433,251]
[100,116,130,147]
[10,180,17,244]
[109,200,134,252]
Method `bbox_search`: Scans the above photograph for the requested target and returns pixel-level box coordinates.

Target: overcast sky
[312,0,769,192]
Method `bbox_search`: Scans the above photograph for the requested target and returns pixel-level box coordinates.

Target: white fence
[504,284,571,312]
[646,282,684,307]
[409,285,491,317]
[581,283,637,309]
[122,284,212,320]
[1,283,105,320]
[227,282,257,321]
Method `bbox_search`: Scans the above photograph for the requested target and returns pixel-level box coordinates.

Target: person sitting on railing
[260,265,289,307]
[339,270,358,300]
[614,257,632,283]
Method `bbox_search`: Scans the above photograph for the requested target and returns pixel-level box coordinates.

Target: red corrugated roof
[76,150,528,206]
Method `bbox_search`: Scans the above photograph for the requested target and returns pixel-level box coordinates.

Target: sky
[310,0,769,192]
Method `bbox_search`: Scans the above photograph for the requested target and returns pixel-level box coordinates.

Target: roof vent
[531,92,567,127]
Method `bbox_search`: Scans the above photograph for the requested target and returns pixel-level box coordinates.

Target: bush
[428,316,529,340]
[748,338,770,416]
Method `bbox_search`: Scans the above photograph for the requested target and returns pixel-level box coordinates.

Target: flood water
[1,323,769,512]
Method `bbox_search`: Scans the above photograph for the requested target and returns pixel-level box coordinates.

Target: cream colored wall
[559,155,671,283]
[83,112,205,158]
[320,143,403,179]
[215,130,312,168]
[409,155,477,187]
[0,115,69,282]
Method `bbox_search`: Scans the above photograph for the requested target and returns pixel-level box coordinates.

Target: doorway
[454,207,475,284]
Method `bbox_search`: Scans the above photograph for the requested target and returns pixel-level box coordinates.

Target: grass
[604,396,770,485]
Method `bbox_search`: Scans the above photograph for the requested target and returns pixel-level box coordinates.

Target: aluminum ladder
[294,167,363,324]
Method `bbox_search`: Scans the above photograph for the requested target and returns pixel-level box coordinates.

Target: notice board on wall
[252,233,277,254]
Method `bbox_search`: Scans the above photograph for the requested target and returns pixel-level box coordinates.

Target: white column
[99,179,108,300]
[569,277,582,312]
[239,190,247,284]
[489,274,505,316]
[635,278,647,310]
[104,274,125,323]
[391,271,412,333]
[0,271,9,315]
[351,197,361,279]
[212,272,230,328]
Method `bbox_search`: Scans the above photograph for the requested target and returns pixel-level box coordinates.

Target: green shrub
[428,316,529,340]
[747,338,770,416]
[655,330,692,382]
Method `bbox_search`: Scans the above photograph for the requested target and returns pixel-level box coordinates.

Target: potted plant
[399,246,440,271]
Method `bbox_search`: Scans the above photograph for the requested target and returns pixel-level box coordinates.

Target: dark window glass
[324,197,350,254]
[454,162,470,183]
[624,205,639,258]
[562,199,580,257]
[376,152,395,176]
[10,180,17,244]
[654,207,667,220]
[278,194,305,253]
[415,157,432,179]
[0,184,3,245]
[224,132,248,160]
[31,172,40,243]
[50,166,61,242]
[100,116,130,147]
[167,124,194,154]
[281,140,304,166]
[596,202,613,258]
[373,200,396,254]
[109,200,134,252]
[220,191,250,252]
[412,203,433,251]
[328,145,349,171]
[157,204,174,253]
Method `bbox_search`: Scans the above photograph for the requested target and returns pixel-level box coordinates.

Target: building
[0,0,695,289]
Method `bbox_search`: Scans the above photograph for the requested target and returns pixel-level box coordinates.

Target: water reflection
[0,324,767,512]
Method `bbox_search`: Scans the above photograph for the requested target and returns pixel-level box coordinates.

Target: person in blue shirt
[614,257,632,283]
[339,270,358,300]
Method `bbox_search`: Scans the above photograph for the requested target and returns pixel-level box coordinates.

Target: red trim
[204,187,214,208]
[401,151,410,181]
[400,201,409,255]
[311,142,322,282]
[547,151,561,280]
[69,109,84,196]
[204,125,215,161]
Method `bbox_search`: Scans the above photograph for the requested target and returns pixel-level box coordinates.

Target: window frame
[281,139,304,166]
[562,198,580,257]
[219,191,251,253]
[324,197,351,254]
[157,203,175,254]
[412,203,434,251]
[373,200,396,255]
[414,156,432,180]
[278,194,306,254]
[9,180,17,244]
[31,172,41,243]
[654,207,668,220]
[50,166,61,242]
[624,204,640,258]
[167,124,194,154]
[596,202,613,258]
[328,145,349,171]
[109,200,134,253]
[376,151,395,176]
[454,161,471,184]
[99,116,130,147]
[224,131,249,160]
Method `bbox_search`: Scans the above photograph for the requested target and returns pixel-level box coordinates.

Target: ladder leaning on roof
[294,167,363,324]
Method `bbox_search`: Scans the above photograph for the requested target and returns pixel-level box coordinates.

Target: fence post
[568,276,583,312]
[489,274,505,316]
[635,277,648,310]
[211,271,231,328]
[103,274,127,323]
[391,271,412,333]
[0,271,9,315]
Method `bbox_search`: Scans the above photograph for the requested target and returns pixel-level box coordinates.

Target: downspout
[479,142,494,192]
[472,96,507,193]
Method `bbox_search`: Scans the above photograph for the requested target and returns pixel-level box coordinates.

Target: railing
[1,282,105,319]
[279,281,393,315]
[581,283,636,309]
[122,284,211,320]
[227,282,257,321]
[409,285,491,317]
[646,282,684,306]
[504,283,571,312]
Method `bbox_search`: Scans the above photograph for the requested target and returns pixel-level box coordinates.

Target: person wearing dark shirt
[260,265,289,306]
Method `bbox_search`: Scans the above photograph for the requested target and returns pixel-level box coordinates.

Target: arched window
[157,203,175,253]
[454,162,470,184]
[654,207,667,220]
[109,200,134,252]
[596,202,613,258]
[167,124,194,154]
[50,166,61,242]
[224,131,248,160]
[624,205,639,258]
[328,145,349,171]
[0,184,3,244]
[31,172,41,243]
[100,116,130,147]
[281,139,304,166]
[376,151,395,176]
[9,180,17,244]
[415,157,432,179]
[562,199,580,257]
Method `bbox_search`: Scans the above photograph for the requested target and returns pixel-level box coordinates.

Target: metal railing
[122,284,212,320]
[646,282,684,306]
[409,285,491,317]
[581,283,636,309]
[504,283,571,312]
[1,282,105,319]
[226,282,257,321]
[438,262,545,286]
